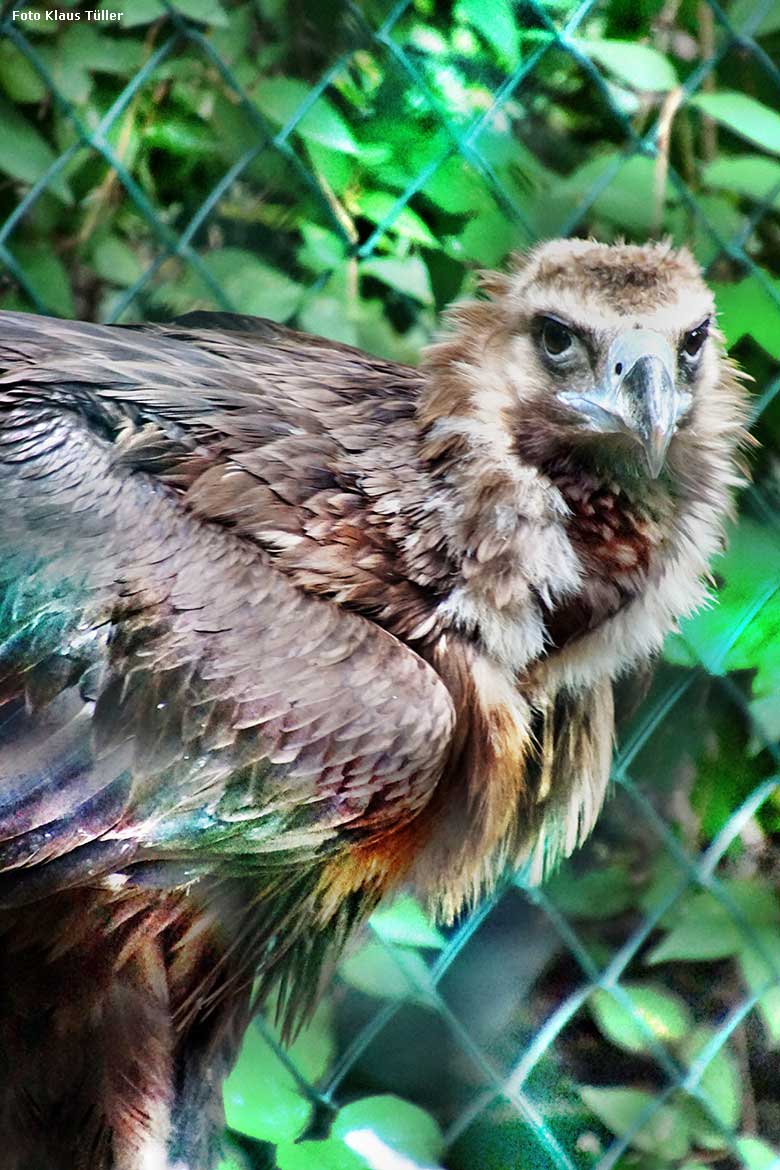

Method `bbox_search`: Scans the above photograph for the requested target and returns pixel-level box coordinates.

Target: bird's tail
[0,886,251,1170]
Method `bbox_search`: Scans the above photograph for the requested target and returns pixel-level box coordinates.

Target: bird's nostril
[615,362,623,375]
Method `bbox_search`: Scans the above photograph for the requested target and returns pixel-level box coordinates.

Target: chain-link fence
[2,1,780,1168]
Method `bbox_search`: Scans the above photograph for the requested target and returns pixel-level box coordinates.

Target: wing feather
[0,311,454,906]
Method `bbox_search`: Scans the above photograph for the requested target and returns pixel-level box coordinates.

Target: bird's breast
[543,469,670,642]
[557,471,665,569]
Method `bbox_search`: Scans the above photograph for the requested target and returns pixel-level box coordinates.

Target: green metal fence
[2,1,780,1167]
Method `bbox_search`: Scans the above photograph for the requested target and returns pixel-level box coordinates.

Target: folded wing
[0,312,455,910]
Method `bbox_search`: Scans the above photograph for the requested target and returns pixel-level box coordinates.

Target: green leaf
[736,1137,780,1170]
[11,243,74,317]
[562,153,677,235]
[276,1138,366,1170]
[39,37,92,105]
[647,880,780,965]
[590,984,692,1054]
[295,97,358,155]
[580,1087,690,1160]
[603,80,641,117]
[299,296,359,346]
[306,141,355,197]
[703,155,780,207]
[689,710,766,840]
[354,299,432,364]
[408,24,449,57]
[144,118,215,157]
[691,92,780,156]
[729,0,780,37]
[665,192,745,270]
[0,42,47,103]
[711,272,780,356]
[0,99,72,203]
[222,1024,312,1143]
[339,939,437,1005]
[156,248,302,320]
[209,2,256,64]
[361,255,433,304]
[370,895,446,950]
[277,1095,443,1170]
[298,224,346,272]
[121,0,229,26]
[681,1027,741,1131]
[222,1003,331,1144]
[333,1095,445,1165]
[449,207,517,267]
[423,158,484,214]
[738,927,780,1047]
[576,39,678,92]
[58,25,144,77]
[354,192,440,248]
[748,693,780,754]
[212,251,302,319]
[456,0,520,67]
[638,855,686,918]
[91,236,143,288]
[0,292,34,314]
[673,519,780,689]
[255,78,359,154]
[544,860,636,919]
[283,1000,336,1085]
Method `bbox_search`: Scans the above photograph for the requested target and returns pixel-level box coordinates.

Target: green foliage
[369,893,447,950]
[581,1086,691,1160]
[0,98,72,203]
[647,880,780,964]
[666,520,780,718]
[219,897,450,1164]
[573,863,771,1164]
[276,1096,444,1170]
[691,92,780,156]
[2,0,780,369]
[739,930,780,1047]
[737,1137,780,1169]
[339,938,438,1007]
[576,39,679,92]
[337,894,446,1007]
[589,985,692,1054]
[581,1027,743,1162]
[224,1003,334,1143]
[543,858,637,919]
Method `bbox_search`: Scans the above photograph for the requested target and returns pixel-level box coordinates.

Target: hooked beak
[558,329,692,478]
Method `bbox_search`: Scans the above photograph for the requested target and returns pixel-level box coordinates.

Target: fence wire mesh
[1,1,780,1168]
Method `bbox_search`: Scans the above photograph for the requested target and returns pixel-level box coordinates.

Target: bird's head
[421,238,740,485]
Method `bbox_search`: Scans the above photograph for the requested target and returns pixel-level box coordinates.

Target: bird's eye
[681,319,710,359]
[541,318,574,360]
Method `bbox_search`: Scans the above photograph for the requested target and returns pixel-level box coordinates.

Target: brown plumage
[0,239,747,1169]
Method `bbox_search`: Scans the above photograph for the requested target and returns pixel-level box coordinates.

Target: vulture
[0,239,747,1169]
